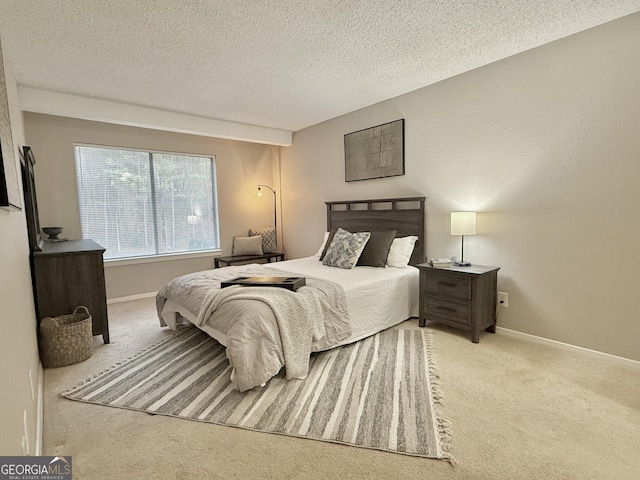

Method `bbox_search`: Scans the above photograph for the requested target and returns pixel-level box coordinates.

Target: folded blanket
[156,264,351,389]
[198,285,326,380]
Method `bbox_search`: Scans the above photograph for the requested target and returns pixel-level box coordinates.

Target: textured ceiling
[1,1,639,133]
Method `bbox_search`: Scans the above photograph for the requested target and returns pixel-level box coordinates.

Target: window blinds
[74,145,219,260]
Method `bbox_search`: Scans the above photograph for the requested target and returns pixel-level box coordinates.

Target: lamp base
[453,261,472,267]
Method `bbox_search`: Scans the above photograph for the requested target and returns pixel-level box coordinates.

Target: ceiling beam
[18,87,292,146]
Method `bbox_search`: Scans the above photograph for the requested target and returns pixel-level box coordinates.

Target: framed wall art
[344,119,405,182]
[0,45,21,210]
[0,140,21,210]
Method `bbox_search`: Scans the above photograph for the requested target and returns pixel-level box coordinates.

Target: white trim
[104,250,220,267]
[35,363,43,456]
[496,327,640,370]
[19,87,293,146]
[107,292,157,304]
[74,142,215,160]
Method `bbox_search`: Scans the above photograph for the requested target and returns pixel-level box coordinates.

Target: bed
[156,197,426,391]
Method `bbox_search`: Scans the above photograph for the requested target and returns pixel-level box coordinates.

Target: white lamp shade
[451,211,476,236]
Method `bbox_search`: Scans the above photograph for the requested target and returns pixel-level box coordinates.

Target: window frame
[74,143,221,263]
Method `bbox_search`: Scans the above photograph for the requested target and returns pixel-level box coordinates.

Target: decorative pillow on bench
[249,227,277,253]
[232,235,263,256]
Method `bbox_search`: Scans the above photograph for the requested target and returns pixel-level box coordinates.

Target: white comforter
[270,257,420,345]
[156,263,351,391]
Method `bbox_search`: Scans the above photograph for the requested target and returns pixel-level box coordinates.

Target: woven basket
[39,306,93,368]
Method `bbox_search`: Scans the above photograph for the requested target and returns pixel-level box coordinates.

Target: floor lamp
[451,211,476,266]
[257,184,277,246]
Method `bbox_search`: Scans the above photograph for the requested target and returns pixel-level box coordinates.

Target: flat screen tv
[21,146,42,251]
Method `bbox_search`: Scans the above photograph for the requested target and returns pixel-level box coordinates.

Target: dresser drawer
[424,272,472,300]
[425,297,471,326]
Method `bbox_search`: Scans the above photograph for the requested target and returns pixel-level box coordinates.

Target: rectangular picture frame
[344,119,405,182]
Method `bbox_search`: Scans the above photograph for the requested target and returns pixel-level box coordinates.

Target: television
[21,146,42,251]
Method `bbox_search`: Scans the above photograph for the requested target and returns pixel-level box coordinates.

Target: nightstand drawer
[424,273,472,300]
[425,297,471,325]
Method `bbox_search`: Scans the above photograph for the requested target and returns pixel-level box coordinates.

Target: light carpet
[64,326,451,460]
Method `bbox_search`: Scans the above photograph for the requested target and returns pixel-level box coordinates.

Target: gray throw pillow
[232,235,263,256]
[322,228,371,269]
[249,227,277,253]
[356,230,396,267]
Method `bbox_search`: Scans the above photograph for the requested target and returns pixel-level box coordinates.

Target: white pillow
[314,232,330,257]
[322,228,371,269]
[386,236,418,268]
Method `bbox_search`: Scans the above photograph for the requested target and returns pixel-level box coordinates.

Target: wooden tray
[220,276,306,291]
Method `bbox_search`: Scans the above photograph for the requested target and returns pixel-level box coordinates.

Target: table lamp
[451,211,476,266]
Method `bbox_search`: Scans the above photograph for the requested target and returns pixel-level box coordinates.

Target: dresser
[417,263,499,343]
[32,239,110,343]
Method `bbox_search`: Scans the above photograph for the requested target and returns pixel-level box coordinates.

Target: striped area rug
[64,327,451,459]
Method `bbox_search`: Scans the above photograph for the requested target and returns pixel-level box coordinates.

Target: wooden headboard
[325,197,426,266]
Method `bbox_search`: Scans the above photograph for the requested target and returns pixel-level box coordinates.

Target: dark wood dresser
[417,263,499,343]
[32,239,110,343]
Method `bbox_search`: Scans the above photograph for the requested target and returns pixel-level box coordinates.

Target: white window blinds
[74,145,219,260]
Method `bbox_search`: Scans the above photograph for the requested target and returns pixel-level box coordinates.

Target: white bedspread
[269,256,419,345]
[156,262,351,391]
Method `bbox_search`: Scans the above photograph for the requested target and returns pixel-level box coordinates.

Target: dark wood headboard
[325,197,426,265]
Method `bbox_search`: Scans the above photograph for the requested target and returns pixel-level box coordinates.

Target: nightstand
[417,263,500,343]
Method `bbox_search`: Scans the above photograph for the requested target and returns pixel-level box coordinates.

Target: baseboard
[496,327,640,370]
[107,292,157,304]
[35,362,43,456]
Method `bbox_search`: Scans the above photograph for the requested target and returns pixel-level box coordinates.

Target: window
[74,145,220,260]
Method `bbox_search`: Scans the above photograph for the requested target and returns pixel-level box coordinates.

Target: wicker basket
[39,306,93,368]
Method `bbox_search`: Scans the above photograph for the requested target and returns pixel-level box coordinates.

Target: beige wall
[23,113,280,299]
[0,36,41,455]
[281,14,640,361]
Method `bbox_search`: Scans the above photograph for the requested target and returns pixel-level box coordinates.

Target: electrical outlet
[498,292,508,307]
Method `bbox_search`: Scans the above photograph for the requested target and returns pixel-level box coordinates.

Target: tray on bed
[220,276,306,291]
